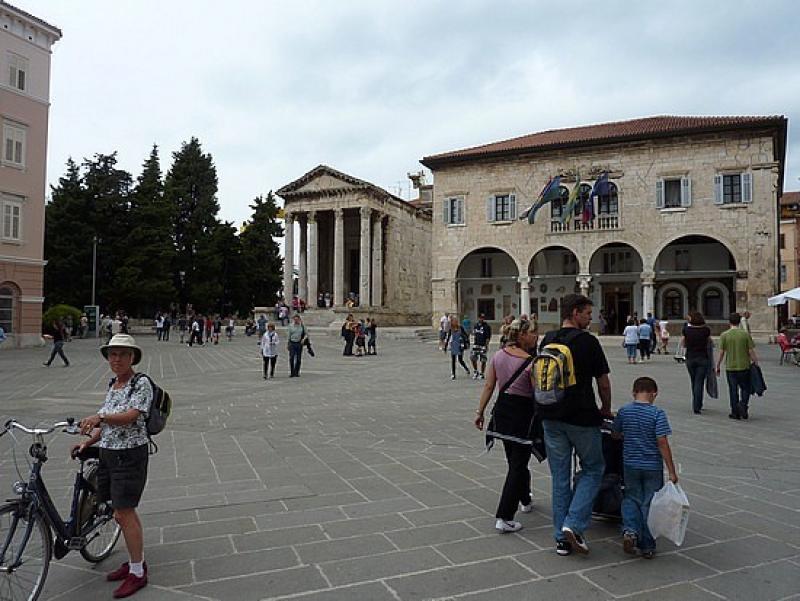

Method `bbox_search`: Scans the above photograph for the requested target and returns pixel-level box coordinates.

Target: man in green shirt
[716,313,758,420]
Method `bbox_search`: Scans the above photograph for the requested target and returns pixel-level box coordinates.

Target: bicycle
[0,418,121,601]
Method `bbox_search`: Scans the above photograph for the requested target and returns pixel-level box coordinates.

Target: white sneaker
[450,374,456,380]
[472,371,479,379]
[520,501,533,513]
[479,373,485,380]
[495,519,523,533]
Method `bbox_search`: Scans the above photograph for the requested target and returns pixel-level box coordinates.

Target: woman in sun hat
[73,334,152,597]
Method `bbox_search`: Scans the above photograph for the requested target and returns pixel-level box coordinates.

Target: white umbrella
[768,286,800,306]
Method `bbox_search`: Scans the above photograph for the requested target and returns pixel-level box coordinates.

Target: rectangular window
[780,264,787,282]
[480,257,493,278]
[2,121,26,167]
[7,52,28,92]
[0,194,23,241]
[443,196,464,225]
[664,179,681,208]
[779,233,785,250]
[494,194,510,221]
[723,174,741,204]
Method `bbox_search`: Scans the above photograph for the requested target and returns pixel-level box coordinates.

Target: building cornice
[0,254,46,266]
[0,1,62,50]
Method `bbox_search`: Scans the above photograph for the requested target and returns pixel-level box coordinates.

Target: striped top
[612,402,672,470]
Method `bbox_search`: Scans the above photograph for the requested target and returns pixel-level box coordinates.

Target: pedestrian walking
[177,315,187,344]
[445,315,471,380]
[80,313,88,338]
[366,318,378,355]
[73,334,152,597]
[287,315,307,377]
[188,317,203,346]
[623,319,639,364]
[43,319,70,367]
[537,294,612,556]
[658,319,670,354]
[204,316,213,344]
[680,311,712,414]
[438,312,450,352]
[155,314,164,341]
[212,316,222,344]
[226,316,235,341]
[716,313,758,420]
[475,318,539,533]
[162,315,171,341]
[260,323,279,379]
[637,319,652,362]
[341,314,355,356]
[470,314,492,379]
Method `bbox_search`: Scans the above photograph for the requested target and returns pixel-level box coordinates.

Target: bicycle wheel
[77,465,120,563]
[0,502,51,601]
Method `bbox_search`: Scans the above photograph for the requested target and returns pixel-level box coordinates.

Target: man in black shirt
[538,294,612,556]
[470,314,492,379]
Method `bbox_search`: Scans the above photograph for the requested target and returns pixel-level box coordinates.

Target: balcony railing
[550,213,619,233]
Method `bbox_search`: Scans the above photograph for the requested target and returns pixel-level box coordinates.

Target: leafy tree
[115,145,176,315]
[239,192,283,308]
[44,158,93,308]
[164,137,220,310]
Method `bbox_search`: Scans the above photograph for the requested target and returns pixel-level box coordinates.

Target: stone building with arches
[421,115,788,336]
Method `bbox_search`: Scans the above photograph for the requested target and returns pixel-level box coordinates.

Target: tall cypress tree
[116,145,176,316]
[164,137,220,310]
[44,158,93,307]
[239,191,283,308]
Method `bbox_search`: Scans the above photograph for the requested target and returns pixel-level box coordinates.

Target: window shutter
[509,194,517,220]
[4,138,12,162]
[14,141,22,164]
[442,199,451,225]
[486,196,496,222]
[680,177,692,207]
[713,175,723,205]
[457,198,464,224]
[8,65,16,87]
[741,173,752,203]
[655,179,664,209]
[17,69,25,91]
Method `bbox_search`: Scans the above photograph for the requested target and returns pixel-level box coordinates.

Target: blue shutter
[655,179,664,209]
[443,198,451,225]
[680,177,692,207]
[486,196,496,222]
[713,175,723,205]
[741,173,752,203]
[509,194,517,220]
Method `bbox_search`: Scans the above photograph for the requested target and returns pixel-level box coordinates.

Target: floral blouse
[98,376,152,449]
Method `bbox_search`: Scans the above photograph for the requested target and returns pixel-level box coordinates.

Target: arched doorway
[654,235,736,329]
[528,246,579,327]
[589,242,644,334]
[456,247,519,324]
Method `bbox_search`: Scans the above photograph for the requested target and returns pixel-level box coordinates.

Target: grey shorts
[470,345,488,362]
[97,445,149,509]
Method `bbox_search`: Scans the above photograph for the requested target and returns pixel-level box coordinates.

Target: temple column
[359,206,372,306]
[298,214,308,303]
[333,208,344,306]
[519,276,531,317]
[307,211,318,307]
[283,212,294,301]
[371,214,383,307]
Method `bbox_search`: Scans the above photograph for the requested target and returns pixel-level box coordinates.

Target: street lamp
[91,236,97,306]
[179,271,186,310]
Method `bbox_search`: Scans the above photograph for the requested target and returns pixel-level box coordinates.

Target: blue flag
[526,176,561,224]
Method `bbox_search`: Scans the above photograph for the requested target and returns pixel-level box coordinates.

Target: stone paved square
[1,330,799,600]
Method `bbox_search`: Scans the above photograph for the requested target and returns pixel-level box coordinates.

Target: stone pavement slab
[1,332,799,600]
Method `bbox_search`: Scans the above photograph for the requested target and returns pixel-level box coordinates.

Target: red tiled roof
[421,115,786,167]
[782,191,800,205]
[0,1,62,37]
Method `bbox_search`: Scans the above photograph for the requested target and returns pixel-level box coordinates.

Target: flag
[583,172,608,223]
[561,175,581,225]
[526,176,561,224]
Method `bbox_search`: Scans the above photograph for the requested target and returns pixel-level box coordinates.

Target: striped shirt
[612,402,672,471]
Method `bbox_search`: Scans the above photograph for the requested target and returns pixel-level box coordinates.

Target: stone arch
[528,244,581,276]
[588,241,645,274]
[588,242,645,334]
[456,246,520,323]
[651,233,738,273]
[527,245,581,326]
[657,282,689,321]
[697,280,730,320]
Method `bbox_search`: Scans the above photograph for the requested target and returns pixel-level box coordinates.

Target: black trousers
[686,355,709,412]
[45,341,69,366]
[451,352,469,376]
[263,356,277,377]
[288,342,303,376]
[496,439,532,520]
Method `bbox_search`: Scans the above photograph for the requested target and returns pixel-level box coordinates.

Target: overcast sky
[22,0,800,227]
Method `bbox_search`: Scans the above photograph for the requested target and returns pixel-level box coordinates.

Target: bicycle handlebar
[2,418,79,437]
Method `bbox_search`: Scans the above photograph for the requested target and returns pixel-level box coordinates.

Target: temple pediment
[277,165,383,199]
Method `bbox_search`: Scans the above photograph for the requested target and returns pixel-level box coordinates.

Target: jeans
[686,356,709,412]
[496,440,532,521]
[638,340,651,360]
[726,369,751,414]
[45,341,69,366]
[622,467,663,552]
[625,343,637,359]
[288,341,303,376]
[542,420,604,541]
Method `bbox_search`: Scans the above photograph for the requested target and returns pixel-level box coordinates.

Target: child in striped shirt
[612,377,678,559]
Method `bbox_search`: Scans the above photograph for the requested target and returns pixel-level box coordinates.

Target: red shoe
[106,562,129,582]
[113,572,148,598]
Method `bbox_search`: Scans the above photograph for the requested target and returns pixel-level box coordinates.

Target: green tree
[239,191,283,308]
[44,158,93,308]
[115,145,176,316]
[164,137,220,310]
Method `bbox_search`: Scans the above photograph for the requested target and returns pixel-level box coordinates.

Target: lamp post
[178,271,186,311]
[91,236,97,306]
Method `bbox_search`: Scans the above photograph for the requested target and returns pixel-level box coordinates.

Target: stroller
[573,418,624,521]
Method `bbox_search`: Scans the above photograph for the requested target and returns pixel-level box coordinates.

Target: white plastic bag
[647,482,690,546]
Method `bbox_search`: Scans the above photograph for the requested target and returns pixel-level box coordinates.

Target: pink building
[0,1,60,347]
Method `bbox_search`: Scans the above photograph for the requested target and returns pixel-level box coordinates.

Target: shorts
[97,445,149,509]
[470,345,488,362]
[439,330,447,341]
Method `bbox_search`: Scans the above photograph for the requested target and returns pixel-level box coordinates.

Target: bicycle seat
[73,446,100,461]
